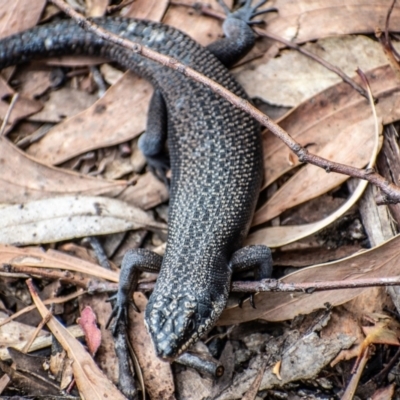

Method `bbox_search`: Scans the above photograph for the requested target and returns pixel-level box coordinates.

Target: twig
[5,261,400,293]
[0,93,19,136]
[385,0,400,60]
[170,0,370,99]
[230,276,400,293]
[0,289,85,327]
[254,27,370,100]
[46,0,400,204]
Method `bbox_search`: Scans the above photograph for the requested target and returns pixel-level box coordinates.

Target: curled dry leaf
[26,280,127,400]
[121,0,169,21]
[266,0,400,43]
[238,35,391,107]
[0,0,46,38]
[253,65,400,226]
[219,234,400,325]
[27,87,97,123]
[27,73,152,165]
[0,137,168,209]
[0,244,119,282]
[0,195,166,245]
[163,0,232,46]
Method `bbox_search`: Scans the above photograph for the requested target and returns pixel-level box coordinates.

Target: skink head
[145,287,228,360]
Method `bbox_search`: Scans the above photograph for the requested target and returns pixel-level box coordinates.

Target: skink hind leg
[138,89,170,186]
[210,0,277,67]
[230,245,273,308]
[108,248,163,398]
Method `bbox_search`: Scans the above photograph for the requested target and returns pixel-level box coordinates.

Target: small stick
[0,93,19,136]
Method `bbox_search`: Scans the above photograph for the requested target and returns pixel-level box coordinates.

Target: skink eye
[187,318,196,332]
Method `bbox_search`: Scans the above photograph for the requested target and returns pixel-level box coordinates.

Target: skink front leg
[230,245,273,307]
[108,248,163,398]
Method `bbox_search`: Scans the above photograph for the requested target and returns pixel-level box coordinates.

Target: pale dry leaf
[0,195,166,245]
[260,65,400,189]
[0,311,47,350]
[26,280,127,400]
[254,116,378,225]
[163,0,233,46]
[219,234,400,325]
[86,0,109,17]
[27,87,97,124]
[117,171,169,211]
[237,35,390,107]
[0,244,119,282]
[0,136,129,204]
[100,63,124,85]
[0,323,84,361]
[0,0,46,38]
[266,0,400,43]
[27,73,152,165]
[371,384,396,400]
[121,0,169,21]
[252,65,400,229]
[16,67,54,98]
[0,95,43,131]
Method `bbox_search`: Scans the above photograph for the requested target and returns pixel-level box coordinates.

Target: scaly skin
[0,16,263,359]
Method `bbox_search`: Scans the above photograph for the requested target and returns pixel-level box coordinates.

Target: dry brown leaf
[128,292,175,400]
[261,65,399,190]
[86,0,109,17]
[361,313,400,348]
[0,245,119,282]
[16,67,55,98]
[0,95,43,132]
[79,293,119,385]
[219,234,400,325]
[77,306,102,356]
[0,136,129,203]
[371,384,396,400]
[0,311,47,352]
[266,0,400,43]
[163,0,232,46]
[0,0,46,39]
[253,65,400,226]
[27,87,97,124]
[27,73,152,165]
[26,280,127,400]
[255,117,377,224]
[0,195,166,245]
[237,35,390,107]
[121,0,169,21]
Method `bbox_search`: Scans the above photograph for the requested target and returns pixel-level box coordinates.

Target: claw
[253,0,269,10]
[249,294,257,309]
[229,0,277,24]
[252,6,278,17]
[248,19,266,25]
[216,0,230,13]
